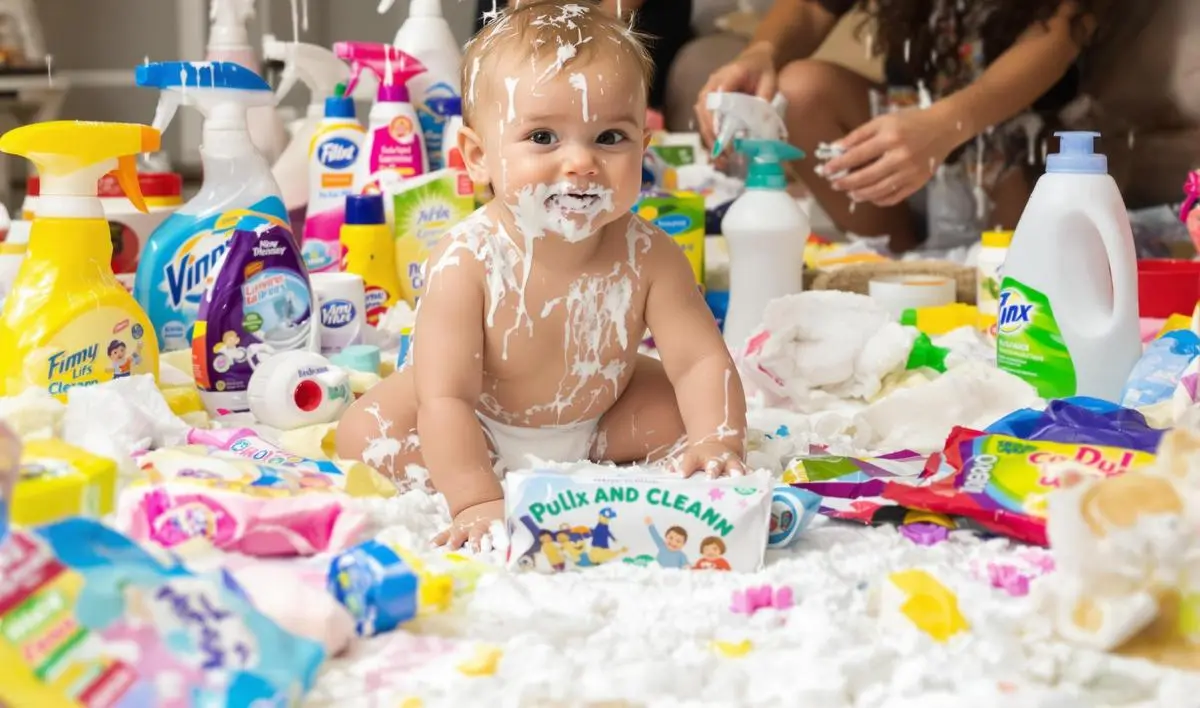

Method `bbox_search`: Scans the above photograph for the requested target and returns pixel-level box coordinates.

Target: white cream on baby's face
[477,51,646,243]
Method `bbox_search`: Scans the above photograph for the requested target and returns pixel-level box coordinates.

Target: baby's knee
[334,399,374,462]
[777,59,845,114]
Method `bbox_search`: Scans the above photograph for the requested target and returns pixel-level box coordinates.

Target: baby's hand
[433,499,505,552]
[671,443,747,479]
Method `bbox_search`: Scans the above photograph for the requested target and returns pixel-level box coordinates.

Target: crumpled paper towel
[62,374,191,475]
[0,387,66,439]
[739,291,919,412]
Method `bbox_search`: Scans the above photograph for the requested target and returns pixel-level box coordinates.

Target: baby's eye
[596,130,627,146]
[528,130,557,145]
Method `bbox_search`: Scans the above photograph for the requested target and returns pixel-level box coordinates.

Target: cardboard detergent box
[634,190,705,287]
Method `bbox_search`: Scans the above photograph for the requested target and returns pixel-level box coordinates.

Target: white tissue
[0,387,65,439]
[62,374,191,474]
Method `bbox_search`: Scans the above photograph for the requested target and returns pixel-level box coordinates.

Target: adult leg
[777,59,920,251]
[335,367,422,484]
[665,33,749,132]
[591,355,687,464]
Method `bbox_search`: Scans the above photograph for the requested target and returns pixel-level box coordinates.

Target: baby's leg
[335,367,422,483]
[591,355,687,464]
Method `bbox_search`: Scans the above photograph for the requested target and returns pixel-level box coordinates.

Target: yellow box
[634,191,705,286]
[12,440,117,527]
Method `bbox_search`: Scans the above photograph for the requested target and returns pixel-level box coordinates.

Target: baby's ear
[458,126,490,186]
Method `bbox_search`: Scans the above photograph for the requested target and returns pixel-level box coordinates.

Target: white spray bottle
[720,139,809,353]
[706,92,789,159]
[207,0,289,164]
[264,37,351,237]
[392,0,463,171]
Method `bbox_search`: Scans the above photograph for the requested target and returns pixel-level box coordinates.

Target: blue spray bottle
[133,61,291,352]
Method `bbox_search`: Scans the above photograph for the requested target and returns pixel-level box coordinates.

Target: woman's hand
[695,42,779,149]
[823,107,961,207]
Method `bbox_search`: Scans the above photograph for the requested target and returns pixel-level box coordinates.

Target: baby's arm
[416,242,504,549]
[643,231,747,477]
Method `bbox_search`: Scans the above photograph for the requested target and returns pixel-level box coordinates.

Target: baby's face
[665,532,685,551]
[702,544,721,559]
[467,51,647,242]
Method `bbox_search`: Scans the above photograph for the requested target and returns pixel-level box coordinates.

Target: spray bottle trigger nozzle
[112,154,148,213]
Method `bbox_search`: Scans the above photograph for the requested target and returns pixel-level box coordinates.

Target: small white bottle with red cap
[246,350,352,430]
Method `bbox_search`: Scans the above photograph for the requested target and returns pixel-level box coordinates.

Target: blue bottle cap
[427,96,462,117]
[324,95,355,119]
[344,194,385,225]
[1046,131,1107,174]
[331,344,382,374]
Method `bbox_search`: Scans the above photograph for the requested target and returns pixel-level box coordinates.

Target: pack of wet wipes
[505,466,772,573]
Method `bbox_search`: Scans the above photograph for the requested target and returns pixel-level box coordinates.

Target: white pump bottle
[393,0,463,171]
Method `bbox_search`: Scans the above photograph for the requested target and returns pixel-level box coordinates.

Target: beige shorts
[476,412,600,471]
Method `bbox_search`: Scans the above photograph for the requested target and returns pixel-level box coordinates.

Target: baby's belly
[477,348,640,428]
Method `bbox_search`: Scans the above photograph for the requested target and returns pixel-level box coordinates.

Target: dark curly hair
[857,0,1113,89]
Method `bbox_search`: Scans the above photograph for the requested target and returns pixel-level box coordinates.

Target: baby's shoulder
[616,213,695,274]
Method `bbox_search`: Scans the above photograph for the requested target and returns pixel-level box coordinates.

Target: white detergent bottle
[264,38,351,238]
[997,131,1140,402]
[720,138,808,352]
[206,0,289,164]
[303,86,365,274]
[394,0,462,171]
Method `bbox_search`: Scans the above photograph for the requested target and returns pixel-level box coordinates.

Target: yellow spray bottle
[0,121,161,399]
[340,193,403,325]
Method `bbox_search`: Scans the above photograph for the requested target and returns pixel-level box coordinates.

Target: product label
[29,309,154,399]
[634,193,706,286]
[392,172,476,305]
[505,470,771,573]
[191,220,313,409]
[416,84,461,172]
[320,299,357,330]
[995,278,1077,398]
[368,118,425,182]
[135,197,288,351]
[363,285,393,326]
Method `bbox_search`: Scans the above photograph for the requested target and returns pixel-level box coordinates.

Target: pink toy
[731,584,794,614]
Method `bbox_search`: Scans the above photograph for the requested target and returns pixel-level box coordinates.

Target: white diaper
[476,412,600,471]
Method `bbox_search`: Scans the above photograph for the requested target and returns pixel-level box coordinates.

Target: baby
[336,0,747,549]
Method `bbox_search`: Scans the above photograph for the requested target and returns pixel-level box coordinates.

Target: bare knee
[334,369,420,475]
[777,59,848,118]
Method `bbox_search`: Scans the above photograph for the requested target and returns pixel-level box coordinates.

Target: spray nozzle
[136,61,274,136]
[1047,130,1107,174]
[733,138,804,189]
[334,42,426,103]
[707,91,788,159]
[0,121,161,214]
[263,37,350,112]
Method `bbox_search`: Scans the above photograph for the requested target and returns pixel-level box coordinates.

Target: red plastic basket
[1137,259,1200,319]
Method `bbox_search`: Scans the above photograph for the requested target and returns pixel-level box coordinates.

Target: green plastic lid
[734,138,805,189]
[905,333,950,374]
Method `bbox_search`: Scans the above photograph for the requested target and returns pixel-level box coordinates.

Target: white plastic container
[720,139,808,352]
[312,272,367,355]
[303,94,365,273]
[976,229,1012,334]
[394,0,462,170]
[996,131,1140,402]
[247,350,353,431]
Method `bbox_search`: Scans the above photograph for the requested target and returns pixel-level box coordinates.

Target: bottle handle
[1092,192,1140,326]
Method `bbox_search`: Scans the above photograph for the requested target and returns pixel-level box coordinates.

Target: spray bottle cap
[733,138,804,189]
[325,83,355,119]
[0,121,160,217]
[208,0,255,50]
[334,42,426,103]
[409,0,445,17]
[345,194,386,225]
[1047,131,1107,175]
[427,96,462,118]
[263,38,350,113]
[905,332,950,374]
[136,61,274,135]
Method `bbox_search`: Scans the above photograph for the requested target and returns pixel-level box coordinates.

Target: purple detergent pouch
[191,215,320,417]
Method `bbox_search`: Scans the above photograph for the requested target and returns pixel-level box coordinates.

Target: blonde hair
[461,0,654,127]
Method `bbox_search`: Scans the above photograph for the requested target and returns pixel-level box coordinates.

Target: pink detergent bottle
[334,42,428,196]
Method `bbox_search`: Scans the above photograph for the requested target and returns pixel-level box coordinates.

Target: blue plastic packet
[768,486,821,548]
[1121,329,1200,410]
[328,539,419,637]
[0,517,325,707]
[985,396,1165,454]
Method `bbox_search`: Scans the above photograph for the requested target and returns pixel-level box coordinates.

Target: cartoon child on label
[537,529,566,572]
[212,331,249,373]
[644,517,689,569]
[107,338,143,379]
[693,537,731,571]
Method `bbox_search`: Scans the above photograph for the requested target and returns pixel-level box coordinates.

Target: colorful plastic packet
[0,517,325,707]
[883,427,1157,545]
[505,467,772,572]
[782,450,931,524]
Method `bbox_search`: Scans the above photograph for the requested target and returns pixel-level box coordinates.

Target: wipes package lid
[0,517,324,707]
[505,467,772,573]
[635,191,705,287]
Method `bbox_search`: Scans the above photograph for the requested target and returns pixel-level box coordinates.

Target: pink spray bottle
[334,42,428,196]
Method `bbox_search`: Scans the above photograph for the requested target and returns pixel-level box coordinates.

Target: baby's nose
[562,144,598,176]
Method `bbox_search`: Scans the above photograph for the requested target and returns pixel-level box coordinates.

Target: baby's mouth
[546,192,601,212]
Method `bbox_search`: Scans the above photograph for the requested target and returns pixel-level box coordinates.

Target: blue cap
[135,61,271,92]
[344,194,385,225]
[1047,131,1107,174]
[427,96,462,117]
[325,96,355,119]
[331,344,382,374]
[734,139,806,189]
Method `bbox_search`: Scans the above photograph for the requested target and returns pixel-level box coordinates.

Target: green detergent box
[634,190,705,287]
[392,169,476,304]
